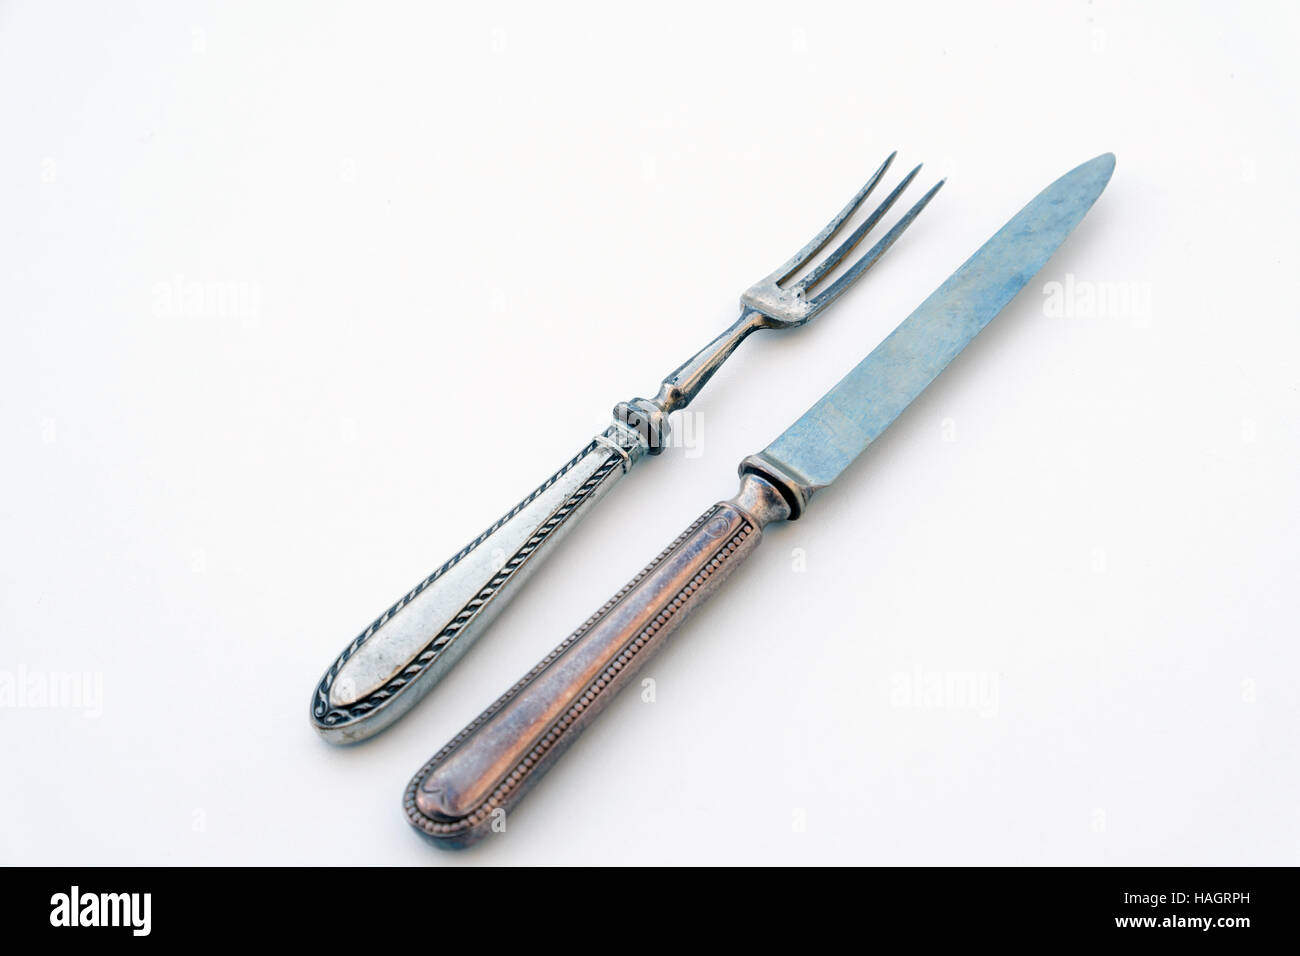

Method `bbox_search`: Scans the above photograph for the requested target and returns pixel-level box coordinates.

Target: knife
[402,153,1115,847]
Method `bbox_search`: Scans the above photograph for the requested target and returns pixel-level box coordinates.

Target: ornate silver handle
[311,312,765,743]
[311,414,657,744]
[402,472,792,847]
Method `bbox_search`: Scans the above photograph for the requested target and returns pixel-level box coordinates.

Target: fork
[310,152,944,743]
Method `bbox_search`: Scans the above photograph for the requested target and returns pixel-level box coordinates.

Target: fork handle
[310,403,666,744]
[403,472,792,847]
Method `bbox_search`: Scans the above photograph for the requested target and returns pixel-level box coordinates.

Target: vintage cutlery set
[310,152,1115,848]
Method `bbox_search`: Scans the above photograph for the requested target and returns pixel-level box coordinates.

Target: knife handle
[403,471,792,848]
[311,404,665,744]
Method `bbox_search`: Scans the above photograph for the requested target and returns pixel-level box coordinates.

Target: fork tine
[809,178,946,311]
[765,152,896,285]
[794,163,922,293]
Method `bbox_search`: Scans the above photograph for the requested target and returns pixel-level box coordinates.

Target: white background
[2,1,1297,865]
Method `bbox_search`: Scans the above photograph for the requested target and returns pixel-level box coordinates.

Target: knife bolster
[738,452,811,519]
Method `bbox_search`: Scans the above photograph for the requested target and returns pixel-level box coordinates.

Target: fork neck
[612,309,767,457]
[652,308,767,416]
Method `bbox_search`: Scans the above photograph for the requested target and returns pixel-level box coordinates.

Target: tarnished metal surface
[404,474,791,848]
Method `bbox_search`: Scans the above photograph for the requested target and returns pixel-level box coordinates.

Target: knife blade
[403,153,1115,847]
[747,152,1115,513]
